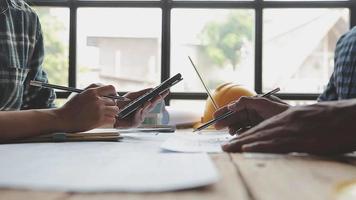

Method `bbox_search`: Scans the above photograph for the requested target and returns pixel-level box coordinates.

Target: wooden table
[2,153,356,200]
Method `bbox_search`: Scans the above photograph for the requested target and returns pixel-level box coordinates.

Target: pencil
[30,80,130,101]
[193,87,280,132]
[188,56,219,110]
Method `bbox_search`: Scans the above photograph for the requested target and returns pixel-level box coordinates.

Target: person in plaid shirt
[215,27,356,154]
[0,0,165,142]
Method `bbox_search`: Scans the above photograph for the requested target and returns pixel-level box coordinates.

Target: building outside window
[31,0,355,109]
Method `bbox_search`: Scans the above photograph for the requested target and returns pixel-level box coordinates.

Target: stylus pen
[188,56,219,110]
[193,87,280,132]
[30,80,130,101]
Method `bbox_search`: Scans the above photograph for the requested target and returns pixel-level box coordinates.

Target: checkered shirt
[0,0,55,110]
[318,26,356,101]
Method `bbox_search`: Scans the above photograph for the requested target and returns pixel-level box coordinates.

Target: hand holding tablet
[117,73,183,119]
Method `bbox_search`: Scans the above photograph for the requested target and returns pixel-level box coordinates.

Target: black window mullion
[171,1,255,8]
[161,0,172,105]
[27,0,354,102]
[255,0,263,94]
[168,92,319,101]
[261,1,351,8]
[68,1,77,87]
[351,0,356,27]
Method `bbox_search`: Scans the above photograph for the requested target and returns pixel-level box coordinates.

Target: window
[33,7,69,86]
[263,8,349,94]
[171,9,255,93]
[77,8,162,91]
[28,0,355,103]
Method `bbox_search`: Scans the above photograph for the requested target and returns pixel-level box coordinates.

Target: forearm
[0,109,62,142]
[330,99,356,130]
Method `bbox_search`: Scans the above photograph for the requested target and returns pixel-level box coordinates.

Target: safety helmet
[194,83,256,129]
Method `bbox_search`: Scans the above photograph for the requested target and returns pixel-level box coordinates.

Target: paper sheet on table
[161,131,233,153]
[0,133,219,192]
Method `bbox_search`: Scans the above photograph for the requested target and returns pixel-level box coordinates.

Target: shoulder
[337,27,356,46]
[7,0,39,19]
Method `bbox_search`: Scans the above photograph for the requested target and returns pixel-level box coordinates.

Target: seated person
[0,0,164,142]
[214,26,356,155]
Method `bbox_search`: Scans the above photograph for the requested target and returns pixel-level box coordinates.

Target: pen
[188,56,219,110]
[193,87,280,132]
[30,80,130,101]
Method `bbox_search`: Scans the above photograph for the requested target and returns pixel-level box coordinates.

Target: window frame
[28,0,356,102]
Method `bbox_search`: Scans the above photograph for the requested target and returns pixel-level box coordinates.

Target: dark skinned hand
[222,99,356,155]
[214,96,290,135]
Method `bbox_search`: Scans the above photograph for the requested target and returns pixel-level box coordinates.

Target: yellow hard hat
[194,83,256,130]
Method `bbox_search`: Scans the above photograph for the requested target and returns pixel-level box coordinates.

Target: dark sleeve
[21,16,56,109]
[317,32,347,102]
[318,71,337,102]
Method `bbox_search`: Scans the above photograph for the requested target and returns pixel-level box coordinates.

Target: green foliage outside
[35,7,68,86]
[200,11,253,70]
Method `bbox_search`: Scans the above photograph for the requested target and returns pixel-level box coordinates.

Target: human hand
[114,89,169,128]
[214,96,290,135]
[222,100,356,155]
[56,85,119,133]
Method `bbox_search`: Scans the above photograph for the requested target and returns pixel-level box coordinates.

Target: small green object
[52,133,67,142]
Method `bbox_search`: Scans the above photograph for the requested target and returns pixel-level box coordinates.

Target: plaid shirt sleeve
[318,71,338,101]
[21,16,56,109]
[318,27,356,102]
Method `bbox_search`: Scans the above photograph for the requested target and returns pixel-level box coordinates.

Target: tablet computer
[117,73,183,119]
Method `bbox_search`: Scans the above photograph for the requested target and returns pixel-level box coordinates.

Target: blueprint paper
[0,133,219,192]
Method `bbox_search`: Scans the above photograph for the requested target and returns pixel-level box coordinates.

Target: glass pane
[264,0,347,1]
[263,8,349,93]
[174,0,252,1]
[171,9,255,93]
[285,100,316,106]
[34,7,69,86]
[77,8,161,91]
[169,100,206,115]
[78,0,160,1]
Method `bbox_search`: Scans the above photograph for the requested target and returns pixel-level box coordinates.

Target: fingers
[160,91,169,99]
[222,139,244,152]
[228,125,251,136]
[227,96,253,112]
[227,96,271,112]
[114,89,169,129]
[116,88,154,108]
[124,88,152,99]
[214,97,267,130]
[104,106,120,118]
[222,124,284,152]
[85,83,103,89]
[115,108,144,128]
[116,99,130,108]
[102,116,116,127]
[266,95,288,105]
[100,97,117,106]
[222,133,287,153]
[142,101,155,113]
[148,92,166,110]
[96,85,117,96]
[214,106,229,118]
[241,137,300,153]
[214,110,249,130]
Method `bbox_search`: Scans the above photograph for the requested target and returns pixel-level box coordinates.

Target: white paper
[0,133,219,192]
[84,128,120,134]
[161,131,233,153]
